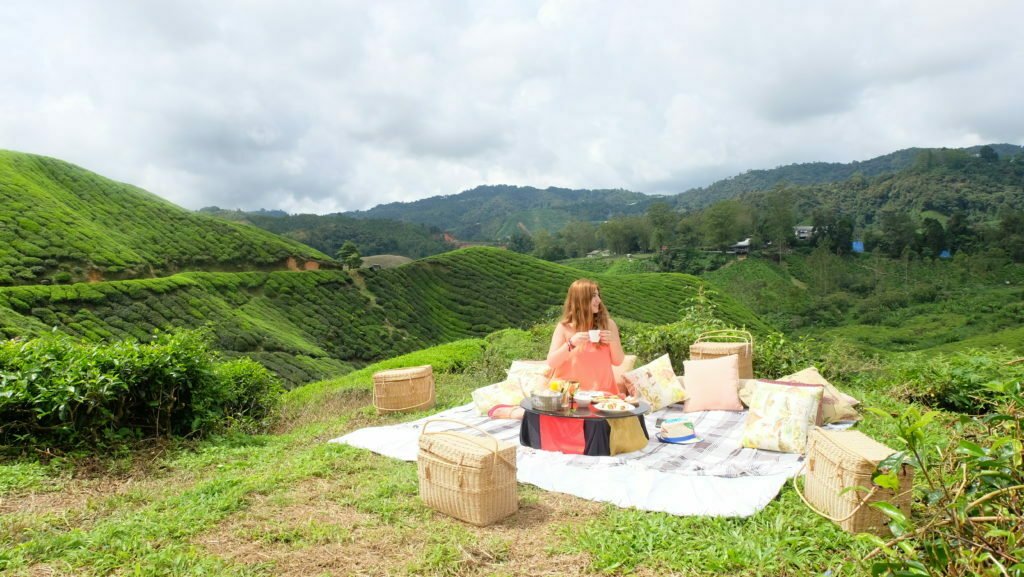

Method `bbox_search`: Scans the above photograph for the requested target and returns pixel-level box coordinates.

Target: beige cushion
[741,381,823,453]
[507,360,552,395]
[471,380,526,415]
[612,354,637,387]
[623,354,685,411]
[682,354,743,412]
[739,367,859,424]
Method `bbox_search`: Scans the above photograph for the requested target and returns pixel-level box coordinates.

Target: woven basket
[373,365,435,413]
[690,330,754,378]
[417,419,518,526]
[796,429,914,536]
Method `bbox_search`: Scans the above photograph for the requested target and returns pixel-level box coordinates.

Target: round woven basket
[373,365,435,413]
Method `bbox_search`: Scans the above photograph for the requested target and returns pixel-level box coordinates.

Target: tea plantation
[0,247,767,386]
[0,150,330,285]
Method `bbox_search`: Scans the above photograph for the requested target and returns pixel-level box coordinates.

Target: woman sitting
[489,278,628,419]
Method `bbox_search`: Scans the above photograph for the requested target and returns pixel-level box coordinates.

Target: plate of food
[593,399,636,415]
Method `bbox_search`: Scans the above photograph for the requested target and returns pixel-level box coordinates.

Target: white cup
[588,329,601,343]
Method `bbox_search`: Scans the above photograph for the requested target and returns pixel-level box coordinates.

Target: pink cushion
[682,354,743,412]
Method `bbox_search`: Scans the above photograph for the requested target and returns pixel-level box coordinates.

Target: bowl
[531,392,562,412]
[574,391,593,408]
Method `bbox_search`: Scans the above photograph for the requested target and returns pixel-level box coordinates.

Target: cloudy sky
[2,1,1022,214]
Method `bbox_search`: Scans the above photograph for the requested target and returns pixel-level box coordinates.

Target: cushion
[682,354,743,412]
[471,380,526,415]
[738,367,859,424]
[623,354,685,411]
[612,354,637,387]
[507,360,553,395]
[741,380,824,453]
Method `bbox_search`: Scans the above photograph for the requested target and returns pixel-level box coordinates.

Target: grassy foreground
[1,329,931,576]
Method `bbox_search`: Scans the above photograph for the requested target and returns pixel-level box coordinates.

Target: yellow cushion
[741,381,823,453]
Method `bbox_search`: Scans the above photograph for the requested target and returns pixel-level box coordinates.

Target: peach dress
[552,340,617,395]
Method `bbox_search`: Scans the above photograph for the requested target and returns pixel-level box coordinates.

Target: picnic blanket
[332,403,810,517]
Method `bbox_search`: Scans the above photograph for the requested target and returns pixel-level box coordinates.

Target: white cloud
[0,0,1021,212]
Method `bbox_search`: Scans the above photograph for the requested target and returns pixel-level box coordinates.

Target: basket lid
[374,365,433,382]
[419,432,514,469]
[813,429,896,465]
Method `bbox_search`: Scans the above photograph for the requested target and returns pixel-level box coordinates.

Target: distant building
[729,238,751,254]
[793,226,814,241]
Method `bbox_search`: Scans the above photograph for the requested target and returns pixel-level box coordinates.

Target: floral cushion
[624,354,685,411]
[740,380,823,453]
[471,380,527,415]
[507,360,553,395]
[738,367,859,424]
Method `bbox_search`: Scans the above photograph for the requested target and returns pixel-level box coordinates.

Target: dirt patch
[303,260,321,271]
[195,476,627,577]
[0,477,126,517]
[285,257,299,271]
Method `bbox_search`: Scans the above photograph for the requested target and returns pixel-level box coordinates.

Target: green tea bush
[862,380,1023,576]
[879,348,1024,413]
[0,329,282,452]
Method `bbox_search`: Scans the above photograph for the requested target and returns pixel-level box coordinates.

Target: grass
[0,326,950,576]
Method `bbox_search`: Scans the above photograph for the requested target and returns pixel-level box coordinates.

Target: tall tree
[919,217,946,258]
[646,202,678,250]
[336,241,358,267]
[560,220,598,258]
[700,200,752,249]
[508,230,534,254]
[878,210,916,258]
[764,187,795,260]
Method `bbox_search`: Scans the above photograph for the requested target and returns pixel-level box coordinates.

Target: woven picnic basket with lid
[417,419,518,526]
[689,329,754,378]
[797,428,913,536]
[372,365,435,413]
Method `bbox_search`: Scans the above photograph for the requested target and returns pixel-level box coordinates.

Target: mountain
[198,208,452,259]
[0,150,331,286]
[674,144,1024,211]
[738,146,1024,228]
[347,185,661,241]
[340,145,1021,242]
[0,247,769,386]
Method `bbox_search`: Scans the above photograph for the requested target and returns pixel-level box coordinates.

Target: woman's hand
[622,374,638,396]
[569,332,589,348]
[598,329,617,345]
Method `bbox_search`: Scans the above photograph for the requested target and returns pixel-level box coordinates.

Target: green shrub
[0,329,282,452]
[861,381,1023,576]
[878,348,1024,413]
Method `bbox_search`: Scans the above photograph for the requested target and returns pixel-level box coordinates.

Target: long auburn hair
[560,278,608,331]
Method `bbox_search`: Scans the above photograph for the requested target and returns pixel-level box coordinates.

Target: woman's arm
[547,323,586,369]
[603,318,625,366]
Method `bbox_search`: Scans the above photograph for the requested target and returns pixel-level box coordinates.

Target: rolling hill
[347,184,661,241]
[0,247,769,386]
[674,144,1024,211]
[199,208,453,259]
[0,150,332,286]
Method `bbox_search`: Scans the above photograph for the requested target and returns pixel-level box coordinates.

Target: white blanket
[331,403,806,517]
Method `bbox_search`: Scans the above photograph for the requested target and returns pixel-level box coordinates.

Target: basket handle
[374,376,435,412]
[695,329,753,345]
[791,459,880,523]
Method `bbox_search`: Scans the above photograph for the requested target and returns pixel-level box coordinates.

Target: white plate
[593,402,635,415]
